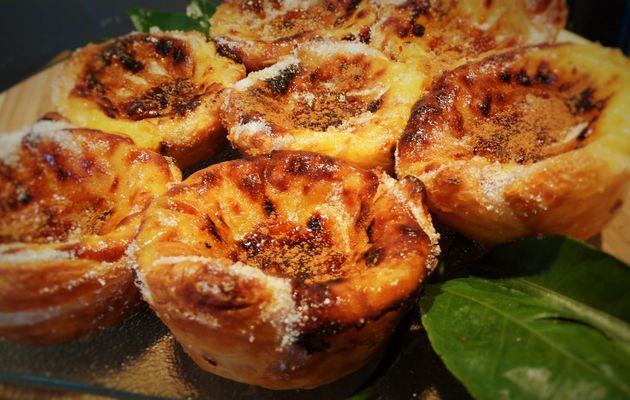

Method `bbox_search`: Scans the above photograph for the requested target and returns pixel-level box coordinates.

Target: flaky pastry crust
[54,30,245,169]
[396,43,630,244]
[0,117,181,344]
[210,0,377,71]
[222,40,424,171]
[132,151,439,389]
[370,0,567,82]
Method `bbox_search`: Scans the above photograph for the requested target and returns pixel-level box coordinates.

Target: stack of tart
[1,0,629,391]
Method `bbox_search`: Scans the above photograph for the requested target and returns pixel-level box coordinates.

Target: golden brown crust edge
[0,118,181,344]
[53,30,245,169]
[132,151,439,388]
[396,43,630,244]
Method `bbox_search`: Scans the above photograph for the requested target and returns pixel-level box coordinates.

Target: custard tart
[132,151,439,389]
[210,0,377,71]
[222,40,424,170]
[370,0,567,82]
[0,117,180,344]
[396,43,630,244]
[54,30,245,169]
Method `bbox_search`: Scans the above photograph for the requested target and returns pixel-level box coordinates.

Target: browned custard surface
[223,40,423,170]
[371,0,567,81]
[55,30,245,168]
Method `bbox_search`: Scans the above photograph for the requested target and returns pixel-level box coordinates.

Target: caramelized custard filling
[235,51,387,132]
[1,134,116,244]
[232,0,368,40]
[404,54,607,165]
[236,218,350,283]
[194,206,371,285]
[71,34,202,120]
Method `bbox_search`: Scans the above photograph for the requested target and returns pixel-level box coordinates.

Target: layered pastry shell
[0,117,180,344]
[222,40,423,171]
[396,43,630,244]
[131,151,439,389]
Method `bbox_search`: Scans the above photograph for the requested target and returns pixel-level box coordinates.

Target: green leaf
[128,8,207,34]
[128,0,216,35]
[420,236,630,400]
[186,0,217,20]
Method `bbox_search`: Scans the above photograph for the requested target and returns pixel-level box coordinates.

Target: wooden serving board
[0,57,628,264]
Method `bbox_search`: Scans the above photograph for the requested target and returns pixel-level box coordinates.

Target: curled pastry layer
[0,117,180,344]
[54,30,245,168]
[132,151,439,389]
[222,40,424,170]
[210,0,377,71]
[396,43,630,244]
[370,0,567,81]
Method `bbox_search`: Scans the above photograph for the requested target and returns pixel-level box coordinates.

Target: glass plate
[0,304,468,399]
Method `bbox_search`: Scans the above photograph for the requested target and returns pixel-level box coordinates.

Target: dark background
[0,0,628,92]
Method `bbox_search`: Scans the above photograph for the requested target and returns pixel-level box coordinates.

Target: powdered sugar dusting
[301,40,385,59]
[379,173,440,269]
[126,241,153,303]
[0,246,74,264]
[0,120,77,166]
[0,130,27,166]
[231,119,272,141]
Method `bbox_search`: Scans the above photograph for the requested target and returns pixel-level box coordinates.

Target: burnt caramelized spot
[535,62,556,85]
[71,33,200,120]
[346,0,361,14]
[365,219,375,242]
[499,70,512,83]
[412,23,426,37]
[363,246,383,266]
[367,97,382,113]
[359,26,371,43]
[479,94,492,116]
[307,214,322,232]
[203,215,222,242]
[159,141,170,155]
[284,155,339,181]
[296,331,332,355]
[124,79,201,120]
[155,38,173,56]
[265,64,299,95]
[263,198,275,215]
[516,69,532,86]
[204,357,217,367]
[239,174,264,198]
[172,46,186,64]
[17,191,32,205]
[215,40,244,64]
[569,87,606,115]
